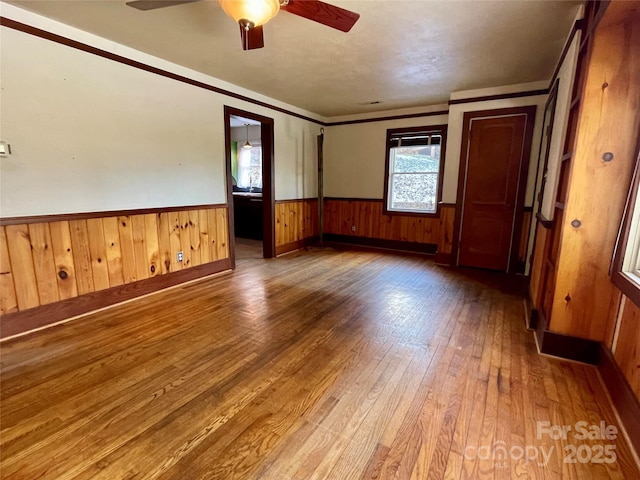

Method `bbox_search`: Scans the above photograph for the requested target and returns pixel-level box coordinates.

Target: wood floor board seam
[1,248,638,479]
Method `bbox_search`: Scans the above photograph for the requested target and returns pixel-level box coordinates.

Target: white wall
[444,81,547,206]
[0,4,321,217]
[323,108,449,199]
[323,82,545,205]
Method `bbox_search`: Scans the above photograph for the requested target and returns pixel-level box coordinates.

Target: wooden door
[457,107,536,271]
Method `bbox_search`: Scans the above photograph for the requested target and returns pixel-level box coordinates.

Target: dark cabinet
[233,194,263,240]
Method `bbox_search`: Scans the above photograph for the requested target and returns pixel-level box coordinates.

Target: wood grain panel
[168,212,183,272]
[613,297,640,398]
[286,202,294,243]
[285,203,295,243]
[157,213,172,275]
[178,211,192,268]
[216,209,228,260]
[189,210,201,267]
[275,203,286,247]
[49,221,79,301]
[102,217,124,287]
[118,216,137,284]
[5,225,40,310]
[28,223,60,305]
[198,210,211,265]
[207,209,219,262]
[68,220,95,296]
[275,199,319,254]
[305,199,319,239]
[550,5,640,340]
[144,214,160,277]
[529,222,548,310]
[86,219,110,292]
[0,207,229,330]
[0,226,19,314]
[438,206,455,255]
[323,199,454,253]
[131,215,149,281]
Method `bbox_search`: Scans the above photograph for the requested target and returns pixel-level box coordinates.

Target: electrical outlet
[177,251,184,262]
[351,225,356,232]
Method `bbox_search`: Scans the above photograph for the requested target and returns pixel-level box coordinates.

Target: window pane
[384,126,446,215]
[390,172,438,212]
[237,147,262,189]
[250,147,262,188]
[392,145,440,173]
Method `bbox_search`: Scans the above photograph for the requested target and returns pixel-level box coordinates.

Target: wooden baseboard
[533,309,600,364]
[598,344,640,459]
[323,234,437,255]
[276,236,319,256]
[0,258,232,340]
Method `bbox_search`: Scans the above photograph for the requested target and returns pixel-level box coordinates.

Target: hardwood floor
[1,248,638,479]
[234,237,263,262]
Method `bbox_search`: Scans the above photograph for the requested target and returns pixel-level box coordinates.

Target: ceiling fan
[125,0,360,50]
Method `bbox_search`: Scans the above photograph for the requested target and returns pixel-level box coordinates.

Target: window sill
[382,206,441,218]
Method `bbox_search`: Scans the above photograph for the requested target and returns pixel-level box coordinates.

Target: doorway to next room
[224,106,276,264]
[229,115,263,260]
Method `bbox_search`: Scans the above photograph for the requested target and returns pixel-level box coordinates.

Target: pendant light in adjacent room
[243,124,252,149]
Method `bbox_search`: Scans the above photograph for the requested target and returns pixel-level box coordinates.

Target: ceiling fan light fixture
[218,0,280,28]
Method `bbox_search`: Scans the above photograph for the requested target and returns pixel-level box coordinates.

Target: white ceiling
[6,0,581,117]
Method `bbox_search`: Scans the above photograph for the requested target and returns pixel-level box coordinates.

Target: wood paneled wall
[529,222,549,309]
[275,199,319,255]
[518,210,533,265]
[548,2,640,341]
[323,199,456,254]
[323,199,532,264]
[0,206,230,336]
[612,297,640,398]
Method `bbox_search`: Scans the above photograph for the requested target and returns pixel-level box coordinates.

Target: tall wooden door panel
[458,109,535,271]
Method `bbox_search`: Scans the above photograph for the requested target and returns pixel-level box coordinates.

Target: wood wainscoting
[0,205,231,339]
[323,199,532,267]
[323,198,455,259]
[275,198,319,256]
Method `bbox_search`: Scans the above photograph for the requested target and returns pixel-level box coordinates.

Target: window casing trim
[382,125,448,218]
[611,138,640,307]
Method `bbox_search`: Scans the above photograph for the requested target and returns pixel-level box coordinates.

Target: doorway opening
[224,106,275,266]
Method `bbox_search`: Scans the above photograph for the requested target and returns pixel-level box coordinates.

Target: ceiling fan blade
[126,0,201,11]
[240,25,265,50]
[282,0,359,32]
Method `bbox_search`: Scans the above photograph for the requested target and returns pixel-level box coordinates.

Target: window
[237,146,262,191]
[612,146,640,305]
[383,125,447,215]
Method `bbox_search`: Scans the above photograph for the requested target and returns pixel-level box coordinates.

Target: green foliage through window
[385,128,446,214]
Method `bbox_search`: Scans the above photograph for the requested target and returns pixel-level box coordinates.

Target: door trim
[224,106,276,263]
[452,105,537,273]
